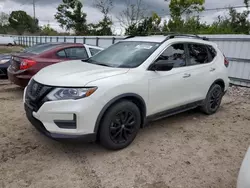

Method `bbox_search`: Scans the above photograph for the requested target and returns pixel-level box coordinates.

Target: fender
[94,93,147,133]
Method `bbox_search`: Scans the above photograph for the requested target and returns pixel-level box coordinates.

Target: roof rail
[161,33,209,43]
[124,36,135,40]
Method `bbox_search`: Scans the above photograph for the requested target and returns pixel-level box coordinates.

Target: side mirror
[150,60,174,71]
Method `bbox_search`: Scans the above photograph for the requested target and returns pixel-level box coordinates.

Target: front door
[147,43,196,115]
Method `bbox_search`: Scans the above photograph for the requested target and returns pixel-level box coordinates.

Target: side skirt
[146,100,203,122]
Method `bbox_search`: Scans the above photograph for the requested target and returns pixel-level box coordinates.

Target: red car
[8,43,103,87]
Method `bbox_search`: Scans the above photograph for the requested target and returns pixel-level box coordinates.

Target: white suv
[24,35,229,150]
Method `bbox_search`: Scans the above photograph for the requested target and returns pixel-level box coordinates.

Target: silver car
[237,147,250,188]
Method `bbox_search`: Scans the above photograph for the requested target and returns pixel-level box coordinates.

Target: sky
[0,0,247,35]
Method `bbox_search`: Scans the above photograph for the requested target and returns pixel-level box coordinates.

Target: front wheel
[201,84,223,115]
[99,100,141,150]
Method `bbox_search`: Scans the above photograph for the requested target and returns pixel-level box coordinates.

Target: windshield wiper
[95,63,111,67]
[83,58,112,67]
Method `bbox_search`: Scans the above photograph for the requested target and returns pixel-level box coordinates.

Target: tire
[99,100,141,150]
[201,84,223,115]
[7,43,13,46]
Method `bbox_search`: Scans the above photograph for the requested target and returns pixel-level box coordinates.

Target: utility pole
[33,0,36,20]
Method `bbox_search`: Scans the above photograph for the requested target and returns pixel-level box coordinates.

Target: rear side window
[89,48,101,56]
[64,47,88,59]
[187,44,210,65]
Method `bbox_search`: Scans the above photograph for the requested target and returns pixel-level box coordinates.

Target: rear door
[185,43,217,101]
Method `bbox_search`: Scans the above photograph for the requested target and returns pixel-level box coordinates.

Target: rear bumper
[24,103,96,142]
[7,67,31,87]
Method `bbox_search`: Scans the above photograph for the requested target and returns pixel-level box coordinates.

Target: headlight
[47,87,97,101]
[0,59,9,64]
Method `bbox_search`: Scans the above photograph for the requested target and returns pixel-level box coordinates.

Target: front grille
[25,80,53,112]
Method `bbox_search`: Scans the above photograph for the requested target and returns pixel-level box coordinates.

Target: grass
[0,46,24,54]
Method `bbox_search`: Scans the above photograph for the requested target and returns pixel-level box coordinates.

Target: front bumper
[24,103,96,141]
[23,86,104,141]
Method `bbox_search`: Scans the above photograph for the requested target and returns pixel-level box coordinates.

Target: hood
[34,60,129,87]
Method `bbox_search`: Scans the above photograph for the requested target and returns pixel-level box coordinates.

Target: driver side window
[157,43,186,68]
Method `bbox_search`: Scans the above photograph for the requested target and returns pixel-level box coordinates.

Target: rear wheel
[201,84,223,115]
[99,100,141,150]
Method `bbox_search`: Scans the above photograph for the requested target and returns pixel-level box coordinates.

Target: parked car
[23,34,229,150]
[0,43,46,78]
[0,54,11,77]
[237,147,250,188]
[8,43,103,87]
[0,36,15,46]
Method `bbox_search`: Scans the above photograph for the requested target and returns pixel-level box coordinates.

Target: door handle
[183,73,191,78]
[210,67,216,72]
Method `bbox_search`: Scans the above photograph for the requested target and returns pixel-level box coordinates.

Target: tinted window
[86,41,160,68]
[57,50,67,58]
[157,43,186,68]
[188,44,209,65]
[207,45,217,59]
[65,47,88,59]
[89,48,101,56]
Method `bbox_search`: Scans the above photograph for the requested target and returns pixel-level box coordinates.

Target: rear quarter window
[207,45,217,59]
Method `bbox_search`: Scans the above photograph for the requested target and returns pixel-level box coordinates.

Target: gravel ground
[0,80,250,188]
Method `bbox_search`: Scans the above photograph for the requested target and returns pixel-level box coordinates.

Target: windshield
[85,41,160,68]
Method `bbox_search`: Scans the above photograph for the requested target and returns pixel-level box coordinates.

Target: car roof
[123,35,215,46]
[124,36,166,43]
[45,42,83,46]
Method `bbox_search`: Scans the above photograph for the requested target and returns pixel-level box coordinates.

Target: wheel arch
[94,93,147,134]
[211,79,225,91]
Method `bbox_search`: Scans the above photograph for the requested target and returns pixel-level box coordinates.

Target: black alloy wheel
[110,110,136,144]
[201,84,223,115]
[209,86,222,110]
[99,100,141,150]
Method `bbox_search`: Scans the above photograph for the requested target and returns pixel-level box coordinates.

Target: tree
[0,12,11,34]
[55,0,88,35]
[207,8,250,34]
[244,0,249,8]
[90,0,113,35]
[164,0,205,33]
[40,24,58,36]
[9,10,38,35]
[0,12,9,26]
[166,0,205,19]
[126,12,162,35]
[117,0,147,29]
[93,0,113,17]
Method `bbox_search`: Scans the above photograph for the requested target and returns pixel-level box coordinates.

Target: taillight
[224,55,229,68]
[20,59,37,70]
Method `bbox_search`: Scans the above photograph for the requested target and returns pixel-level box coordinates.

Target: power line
[204,5,246,11]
